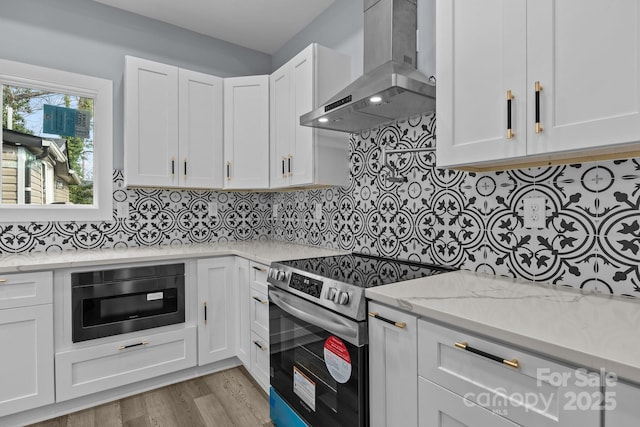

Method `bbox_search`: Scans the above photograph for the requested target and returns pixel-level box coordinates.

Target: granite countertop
[0,240,347,274]
[366,270,640,384]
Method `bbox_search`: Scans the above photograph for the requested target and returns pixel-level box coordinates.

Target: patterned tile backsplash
[0,170,272,253]
[271,113,640,297]
[2,113,640,296]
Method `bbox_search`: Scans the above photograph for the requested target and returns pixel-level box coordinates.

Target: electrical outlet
[208,202,218,218]
[523,197,545,228]
[314,203,322,222]
[116,202,129,219]
[272,203,279,218]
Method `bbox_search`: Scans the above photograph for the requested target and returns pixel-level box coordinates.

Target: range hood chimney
[300,0,435,134]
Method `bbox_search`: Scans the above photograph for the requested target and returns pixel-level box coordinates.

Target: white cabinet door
[419,377,519,427]
[527,0,640,155]
[368,302,418,427]
[125,56,179,187]
[436,0,527,168]
[270,64,292,188]
[224,75,270,189]
[268,44,350,189]
[0,305,54,417]
[250,331,270,393]
[197,257,236,365]
[235,257,250,367]
[605,380,640,426]
[289,46,315,186]
[178,69,223,189]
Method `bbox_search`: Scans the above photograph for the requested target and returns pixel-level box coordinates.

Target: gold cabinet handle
[455,341,519,369]
[226,161,231,181]
[506,90,514,139]
[252,266,267,273]
[0,278,6,283]
[118,340,149,351]
[281,156,286,178]
[171,157,175,177]
[252,295,268,305]
[204,301,208,325]
[287,155,292,177]
[368,312,406,329]
[184,158,187,176]
[253,340,267,351]
[535,81,543,133]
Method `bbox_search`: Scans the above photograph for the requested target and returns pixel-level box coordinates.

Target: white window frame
[0,58,113,221]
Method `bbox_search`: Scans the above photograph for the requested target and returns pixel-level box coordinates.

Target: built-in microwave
[71,263,185,342]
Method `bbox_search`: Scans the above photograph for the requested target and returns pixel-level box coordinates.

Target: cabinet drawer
[250,262,268,287]
[419,377,519,427]
[55,326,197,401]
[250,285,269,338]
[250,331,269,393]
[0,271,52,309]
[418,319,600,427]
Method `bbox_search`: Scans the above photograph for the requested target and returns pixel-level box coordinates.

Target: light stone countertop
[365,269,640,384]
[0,240,347,274]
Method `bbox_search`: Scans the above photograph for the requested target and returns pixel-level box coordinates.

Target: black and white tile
[272,113,640,297]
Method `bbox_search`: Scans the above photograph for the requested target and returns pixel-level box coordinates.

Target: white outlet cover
[523,197,545,228]
[208,202,218,217]
[273,204,279,218]
[116,202,129,219]
[315,203,322,221]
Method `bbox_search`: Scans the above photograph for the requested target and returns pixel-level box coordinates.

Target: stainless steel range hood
[300,0,435,134]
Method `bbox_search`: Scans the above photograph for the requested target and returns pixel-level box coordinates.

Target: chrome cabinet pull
[506,90,514,139]
[204,301,208,324]
[535,81,543,133]
[252,295,268,305]
[118,340,149,351]
[253,340,267,351]
[368,311,407,329]
[455,341,519,369]
[252,266,267,273]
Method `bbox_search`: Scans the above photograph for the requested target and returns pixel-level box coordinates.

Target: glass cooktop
[279,253,453,288]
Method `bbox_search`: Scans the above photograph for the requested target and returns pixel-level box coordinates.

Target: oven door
[269,287,368,427]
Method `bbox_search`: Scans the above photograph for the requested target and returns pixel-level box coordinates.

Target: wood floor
[28,367,273,427]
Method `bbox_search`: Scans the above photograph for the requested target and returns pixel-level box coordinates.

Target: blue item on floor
[270,387,309,427]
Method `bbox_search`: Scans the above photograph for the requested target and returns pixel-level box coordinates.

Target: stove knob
[336,291,350,305]
[327,287,338,301]
[275,270,286,281]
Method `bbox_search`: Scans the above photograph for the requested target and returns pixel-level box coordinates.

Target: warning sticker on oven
[293,366,316,411]
[324,336,352,383]
[146,292,164,301]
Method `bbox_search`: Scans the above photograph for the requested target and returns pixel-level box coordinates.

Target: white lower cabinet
[418,319,601,427]
[368,301,418,427]
[605,380,640,426]
[236,260,270,393]
[197,257,237,365]
[419,377,519,427]
[55,327,197,402]
[0,304,54,417]
[0,271,54,417]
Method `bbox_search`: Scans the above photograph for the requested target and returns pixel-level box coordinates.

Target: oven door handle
[269,289,359,340]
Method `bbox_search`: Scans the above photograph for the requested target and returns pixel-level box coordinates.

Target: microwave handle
[269,289,358,340]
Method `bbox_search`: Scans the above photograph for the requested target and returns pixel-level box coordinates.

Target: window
[0,59,112,221]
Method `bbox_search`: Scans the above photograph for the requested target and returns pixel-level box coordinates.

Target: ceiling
[93,0,337,54]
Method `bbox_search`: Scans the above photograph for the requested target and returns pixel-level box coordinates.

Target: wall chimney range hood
[300,0,435,134]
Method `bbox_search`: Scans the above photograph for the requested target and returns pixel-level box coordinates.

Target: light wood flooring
[28,367,273,427]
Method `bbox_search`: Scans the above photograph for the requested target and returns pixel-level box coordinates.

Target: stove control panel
[289,272,323,298]
[326,287,350,305]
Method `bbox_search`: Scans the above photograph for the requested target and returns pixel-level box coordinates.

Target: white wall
[272,0,364,82]
[0,0,272,169]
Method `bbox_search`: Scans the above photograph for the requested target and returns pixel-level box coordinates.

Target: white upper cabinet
[270,44,351,188]
[125,56,223,188]
[223,75,270,189]
[437,0,640,170]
